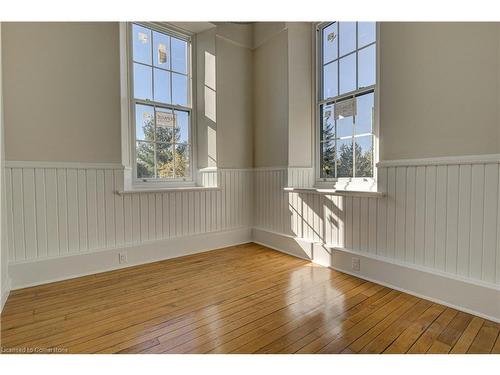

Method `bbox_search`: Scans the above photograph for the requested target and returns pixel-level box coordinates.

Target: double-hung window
[130,23,193,183]
[317,22,377,185]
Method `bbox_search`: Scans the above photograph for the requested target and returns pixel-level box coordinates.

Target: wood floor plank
[75,266,344,353]
[1,243,497,354]
[356,299,433,353]
[299,293,415,353]
[16,261,312,349]
[279,289,402,353]
[150,277,368,353]
[491,330,500,354]
[407,308,458,353]
[467,321,499,353]
[1,245,277,325]
[383,304,446,353]
[96,266,339,353]
[3,249,307,347]
[346,296,421,353]
[449,317,485,354]
[2,248,304,336]
[222,283,383,354]
[255,287,391,354]
[317,295,429,354]
[427,311,473,353]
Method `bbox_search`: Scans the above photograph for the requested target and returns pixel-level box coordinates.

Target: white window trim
[313,22,380,192]
[119,22,199,191]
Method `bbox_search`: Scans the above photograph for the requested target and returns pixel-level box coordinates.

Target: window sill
[283,187,385,198]
[116,186,220,195]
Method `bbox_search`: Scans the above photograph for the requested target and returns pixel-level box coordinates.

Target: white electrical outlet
[119,252,128,264]
[352,257,360,271]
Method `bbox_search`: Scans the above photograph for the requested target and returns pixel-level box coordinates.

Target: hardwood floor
[1,243,499,354]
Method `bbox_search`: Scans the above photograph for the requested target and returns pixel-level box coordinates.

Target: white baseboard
[9,227,252,290]
[1,277,11,313]
[252,228,500,323]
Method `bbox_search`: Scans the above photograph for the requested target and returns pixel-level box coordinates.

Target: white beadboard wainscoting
[253,156,500,322]
[5,162,253,288]
[4,157,500,321]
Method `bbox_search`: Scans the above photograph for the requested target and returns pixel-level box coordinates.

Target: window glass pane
[153,69,171,104]
[323,22,338,64]
[135,104,154,141]
[132,24,152,65]
[355,92,374,135]
[355,135,373,177]
[171,37,187,74]
[339,53,356,95]
[136,141,155,178]
[321,104,335,143]
[156,143,174,178]
[336,138,353,178]
[358,44,376,88]
[336,108,354,139]
[174,110,189,144]
[133,63,153,100]
[358,22,376,48]
[174,144,190,177]
[323,61,338,99]
[155,107,175,144]
[172,73,188,106]
[321,141,336,178]
[339,22,356,56]
[153,31,170,69]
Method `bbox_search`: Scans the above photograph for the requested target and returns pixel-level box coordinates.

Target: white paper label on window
[327,32,336,42]
[138,32,148,44]
[156,112,176,128]
[158,43,168,64]
[335,98,356,120]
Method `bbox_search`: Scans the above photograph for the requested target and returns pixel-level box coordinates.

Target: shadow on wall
[285,192,345,263]
[289,193,345,242]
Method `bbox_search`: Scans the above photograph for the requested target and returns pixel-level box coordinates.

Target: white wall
[252,22,314,170]
[2,22,255,169]
[2,22,122,163]
[379,22,500,160]
[287,23,313,168]
[253,22,500,170]
[253,24,289,168]
[216,26,254,168]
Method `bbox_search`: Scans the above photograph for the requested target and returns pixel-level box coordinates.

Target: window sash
[317,22,377,182]
[129,22,194,183]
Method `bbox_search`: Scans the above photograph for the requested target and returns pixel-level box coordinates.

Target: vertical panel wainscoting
[252,158,500,321]
[5,163,253,288]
